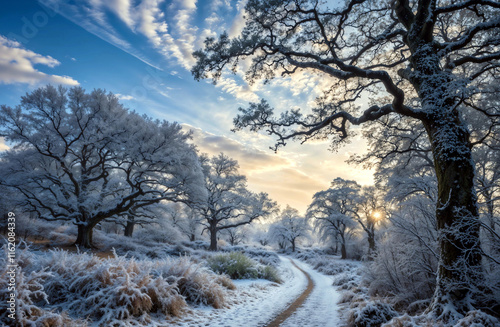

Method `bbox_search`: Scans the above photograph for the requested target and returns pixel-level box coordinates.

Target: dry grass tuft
[215,274,237,290]
[2,247,233,326]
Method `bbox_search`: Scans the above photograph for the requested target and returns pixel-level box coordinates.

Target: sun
[372,211,382,221]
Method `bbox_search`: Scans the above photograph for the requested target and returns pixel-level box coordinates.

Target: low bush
[207,252,281,283]
[347,301,398,327]
[1,246,234,326]
[453,310,500,327]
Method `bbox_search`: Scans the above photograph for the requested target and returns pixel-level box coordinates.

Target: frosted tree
[0,85,205,248]
[192,0,500,318]
[222,225,249,246]
[166,203,203,242]
[195,153,277,251]
[353,186,385,256]
[269,206,310,252]
[254,226,272,246]
[308,178,360,259]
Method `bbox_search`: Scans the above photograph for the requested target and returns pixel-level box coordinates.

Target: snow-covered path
[279,257,341,327]
[167,255,341,327]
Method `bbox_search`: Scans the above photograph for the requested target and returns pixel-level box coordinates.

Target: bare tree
[308,178,359,259]
[192,0,500,318]
[165,203,203,242]
[354,186,385,257]
[195,153,277,251]
[269,206,310,252]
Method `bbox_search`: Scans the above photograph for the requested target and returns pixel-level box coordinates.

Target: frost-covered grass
[207,252,282,283]
[0,244,235,326]
[1,220,287,326]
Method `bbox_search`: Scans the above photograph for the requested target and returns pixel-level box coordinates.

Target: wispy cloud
[40,0,164,71]
[0,35,79,86]
[116,93,135,100]
[40,0,261,101]
[228,0,247,38]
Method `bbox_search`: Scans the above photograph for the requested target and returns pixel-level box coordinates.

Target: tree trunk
[404,39,485,319]
[424,117,484,319]
[124,215,135,237]
[340,243,347,260]
[75,223,94,248]
[340,234,347,259]
[291,239,296,252]
[209,221,218,251]
[368,231,376,254]
[190,233,196,242]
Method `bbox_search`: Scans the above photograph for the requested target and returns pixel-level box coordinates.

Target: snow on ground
[166,255,310,326]
[280,258,341,327]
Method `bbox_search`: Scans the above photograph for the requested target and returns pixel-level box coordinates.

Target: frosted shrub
[381,314,434,327]
[365,231,437,308]
[226,245,281,267]
[453,310,500,327]
[208,252,260,279]
[0,248,85,326]
[158,256,234,309]
[207,252,281,283]
[347,301,398,327]
[13,249,233,326]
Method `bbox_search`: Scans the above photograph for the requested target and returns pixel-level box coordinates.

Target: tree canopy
[0,85,205,247]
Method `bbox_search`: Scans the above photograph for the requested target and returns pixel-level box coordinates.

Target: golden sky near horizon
[184,124,374,214]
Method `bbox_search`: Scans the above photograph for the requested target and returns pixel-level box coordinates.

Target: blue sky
[0,0,373,213]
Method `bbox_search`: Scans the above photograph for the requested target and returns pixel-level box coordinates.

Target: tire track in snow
[265,258,315,327]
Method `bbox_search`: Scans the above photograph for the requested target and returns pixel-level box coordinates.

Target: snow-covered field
[167,255,341,327]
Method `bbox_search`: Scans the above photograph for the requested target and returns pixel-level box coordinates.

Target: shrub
[207,252,281,283]
[453,310,500,327]
[347,301,398,327]
[208,252,259,279]
[6,248,233,326]
[258,265,282,283]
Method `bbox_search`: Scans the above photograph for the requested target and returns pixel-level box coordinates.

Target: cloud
[0,138,9,151]
[116,93,135,100]
[0,35,79,86]
[184,124,291,172]
[39,0,163,71]
[247,168,329,212]
[106,0,134,28]
[216,73,260,102]
[40,0,261,102]
[228,0,247,38]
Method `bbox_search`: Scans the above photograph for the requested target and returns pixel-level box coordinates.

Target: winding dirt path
[265,259,315,327]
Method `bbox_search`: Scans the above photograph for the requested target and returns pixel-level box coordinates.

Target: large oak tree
[0,85,205,248]
[192,0,500,320]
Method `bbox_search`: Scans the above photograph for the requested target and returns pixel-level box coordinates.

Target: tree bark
[124,215,135,237]
[367,231,376,254]
[209,220,218,251]
[403,36,485,318]
[340,242,347,260]
[75,223,94,248]
[424,116,483,318]
[340,233,347,259]
[291,239,296,252]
